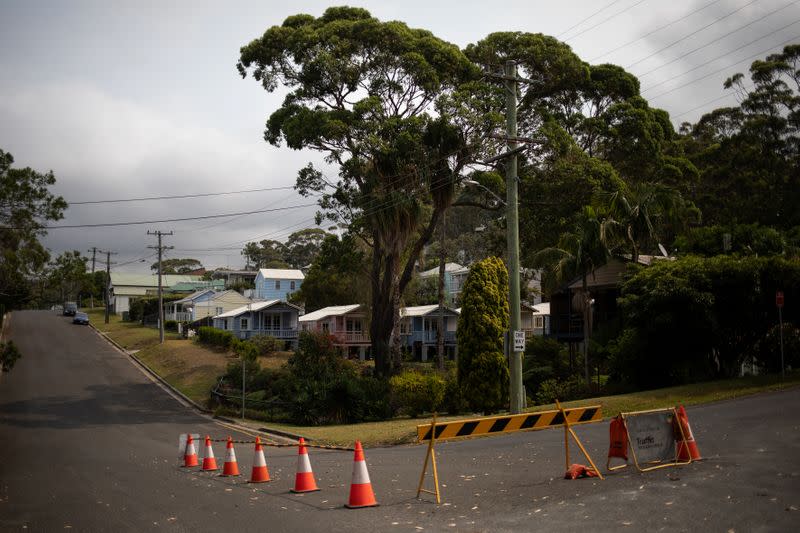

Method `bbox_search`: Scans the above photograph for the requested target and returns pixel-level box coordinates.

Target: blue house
[212,300,303,347]
[399,305,460,361]
[418,263,467,306]
[254,268,304,301]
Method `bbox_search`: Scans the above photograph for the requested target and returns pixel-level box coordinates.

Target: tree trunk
[369,235,400,378]
[582,275,590,387]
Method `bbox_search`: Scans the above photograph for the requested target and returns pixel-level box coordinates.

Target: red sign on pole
[776,291,784,308]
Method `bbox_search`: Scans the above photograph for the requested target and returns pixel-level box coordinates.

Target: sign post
[777,291,785,380]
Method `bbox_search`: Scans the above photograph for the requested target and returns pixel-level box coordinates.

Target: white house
[165,289,252,323]
[109,273,202,315]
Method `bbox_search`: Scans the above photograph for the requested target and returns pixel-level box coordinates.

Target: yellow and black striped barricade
[415,404,603,502]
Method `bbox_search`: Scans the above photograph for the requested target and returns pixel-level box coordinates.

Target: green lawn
[89,311,800,447]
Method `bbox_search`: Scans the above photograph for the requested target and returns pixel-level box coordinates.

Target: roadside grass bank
[88,311,800,447]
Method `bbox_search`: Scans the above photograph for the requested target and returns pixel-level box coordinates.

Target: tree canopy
[150,258,203,274]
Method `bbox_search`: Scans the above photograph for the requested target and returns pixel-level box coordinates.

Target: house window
[264,314,281,330]
[346,319,362,333]
[534,316,544,329]
[215,307,223,315]
[399,320,409,335]
[321,322,329,332]
[240,318,249,330]
[275,280,281,290]
[290,281,296,290]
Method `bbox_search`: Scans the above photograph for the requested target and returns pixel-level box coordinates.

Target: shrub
[442,367,466,415]
[533,376,589,405]
[164,320,178,332]
[248,334,280,355]
[1,341,21,372]
[197,326,238,350]
[389,369,446,418]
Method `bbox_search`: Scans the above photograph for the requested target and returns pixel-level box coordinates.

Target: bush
[442,367,467,415]
[248,334,281,355]
[164,320,178,332]
[533,376,590,405]
[523,336,571,395]
[1,341,21,372]
[389,369,446,418]
[197,326,238,350]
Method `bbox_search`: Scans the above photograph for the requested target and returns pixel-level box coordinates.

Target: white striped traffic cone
[291,437,319,493]
[183,434,199,467]
[249,436,270,483]
[220,436,240,477]
[345,441,378,508]
[202,435,218,471]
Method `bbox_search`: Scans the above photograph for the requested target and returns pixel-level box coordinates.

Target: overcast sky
[1,0,798,272]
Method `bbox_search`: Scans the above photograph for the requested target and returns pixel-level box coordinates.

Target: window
[399,320,409,335]
[275,280,281,290]
[534,316,544,329]
[321,322,329,332]
[240,318,249,330]
[264,314,281,330]
[290,281,296,290]
[346,319,362,333]
[215,307,223,315]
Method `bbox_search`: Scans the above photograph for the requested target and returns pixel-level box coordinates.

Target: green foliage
[293,234,366,311]
[164,320,178,332]
[1,340,21,372]
[247,334,280,355]
[523,336,573,398]
[128,294,184,322]
[197,326,239,350]
[284,228,330,269]
[389,369,446,418]
[403,275,439,306]
[150,258,203,274]
[534,376,589,405]
[1,149,66,311]
[609,256,800,389]
[675,224,785,257]
[457,257,509,413]
[755,323,800,372]
[241,240,289,269]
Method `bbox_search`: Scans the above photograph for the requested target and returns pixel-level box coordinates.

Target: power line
[588,0,725,62]
[645,32,800,99]
[556,0,626,39]
[673,84,751,118]
[6,203,317,229]
[66,185,295,205]
[563,0,651,42]
[625,0,763,70]
[633,1,800,77]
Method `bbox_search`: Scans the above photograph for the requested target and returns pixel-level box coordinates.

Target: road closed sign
[624,411,676,464]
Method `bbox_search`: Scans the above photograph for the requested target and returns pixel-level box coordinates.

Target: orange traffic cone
[220,437,240,477]
[291,438,320,493]
[676,405,702,461]
[202,436,218,471]
[345,441,378,509]
[183,434,199,467]
[249,436,270,483]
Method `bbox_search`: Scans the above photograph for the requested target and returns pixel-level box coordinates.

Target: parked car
[63,302,78,316]
[72,312,89,325]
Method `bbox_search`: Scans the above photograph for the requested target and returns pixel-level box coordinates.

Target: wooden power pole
[147,230,173,343]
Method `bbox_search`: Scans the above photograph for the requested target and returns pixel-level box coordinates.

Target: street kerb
[606,406,693,473]
[416,403,604,503]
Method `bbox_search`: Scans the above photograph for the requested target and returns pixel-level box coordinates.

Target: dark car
[63,302,78,316]
[72,312,89,325]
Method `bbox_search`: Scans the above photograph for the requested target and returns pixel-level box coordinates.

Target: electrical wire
[66,185,295,205]
[563,0,651,43]
[556,0,626,39]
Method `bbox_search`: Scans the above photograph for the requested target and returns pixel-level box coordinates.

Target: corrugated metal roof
[110,273,201,288]
[533,303,550,315]
[418,263,465,278]
[400,305,459,317]
[257,268,305,280]
[299,304,362,322]
[213,299,302,318]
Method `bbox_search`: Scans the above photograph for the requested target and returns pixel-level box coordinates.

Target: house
[399,304,459,361]
[521,302,550,338]
[210,269,259,288]
[109,273,202,315]
[254,269,304,301]
[212,300,303,346]
[165,289,251,323]
[418,263,467,306]
[298,305,370,359]
[167,279,225,293]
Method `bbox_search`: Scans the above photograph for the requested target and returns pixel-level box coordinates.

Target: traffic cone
[345,441,378,508]
[202,435,218,471]
[249,436,270,483]
[291,438,320,493]
[183,434,199,467]
[220,437,240,477]
[676,405,702,461]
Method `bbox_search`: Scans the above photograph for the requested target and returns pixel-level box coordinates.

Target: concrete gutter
[89,321,306,443]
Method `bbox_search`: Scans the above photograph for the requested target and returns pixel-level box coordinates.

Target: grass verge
[89,310,800,447]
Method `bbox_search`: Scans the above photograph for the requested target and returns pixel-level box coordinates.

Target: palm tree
[533,206,611,385]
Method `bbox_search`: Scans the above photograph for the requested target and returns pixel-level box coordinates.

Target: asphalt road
[1,310,799,532]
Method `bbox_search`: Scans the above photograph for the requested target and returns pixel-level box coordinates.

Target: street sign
[776,291,784,308]
[513,330,526,352]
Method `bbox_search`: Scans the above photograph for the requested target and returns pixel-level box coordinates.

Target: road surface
[1,310,799,532]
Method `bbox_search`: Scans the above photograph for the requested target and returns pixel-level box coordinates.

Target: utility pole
[504,60,524,414]
[148,230,174,343]
[97,250,117,324]
[437,212,446,371]
[88,247,98,309]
